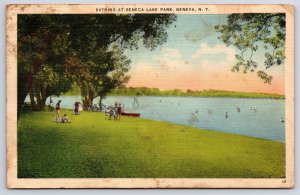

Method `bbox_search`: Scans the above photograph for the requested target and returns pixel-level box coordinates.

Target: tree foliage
[17,14,176,117]
[58,14,176,108]
[215,13,285,84]
[18,15,72,113]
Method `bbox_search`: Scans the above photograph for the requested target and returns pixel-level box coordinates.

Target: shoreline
[21,108,285,143]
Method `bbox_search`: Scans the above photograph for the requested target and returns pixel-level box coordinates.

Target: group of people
[53,99,71,123]
[51,97,84,123]
[51,97,124,123]
[105,102,123,120]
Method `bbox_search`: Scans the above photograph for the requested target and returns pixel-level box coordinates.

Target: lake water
[30,96,285,142]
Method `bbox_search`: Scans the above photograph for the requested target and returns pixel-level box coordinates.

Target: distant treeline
[64,86,285,99]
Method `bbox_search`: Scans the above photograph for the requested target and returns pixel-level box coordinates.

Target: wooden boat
[121,112,141,117]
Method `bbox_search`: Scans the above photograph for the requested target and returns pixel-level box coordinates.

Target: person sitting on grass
[61,114,71,123]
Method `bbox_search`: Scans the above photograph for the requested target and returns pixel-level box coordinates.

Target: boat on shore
[121,112,141,117]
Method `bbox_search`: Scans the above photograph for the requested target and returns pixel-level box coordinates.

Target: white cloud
[155,48,187,71]
[161,48,183,58]
[192,43,236,63]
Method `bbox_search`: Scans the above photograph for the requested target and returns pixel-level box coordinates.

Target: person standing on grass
[74,102,79,115]
[117,103,122,120]
[55,100,62,122]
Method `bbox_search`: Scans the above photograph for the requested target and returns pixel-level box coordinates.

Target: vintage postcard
[6,4,294,188]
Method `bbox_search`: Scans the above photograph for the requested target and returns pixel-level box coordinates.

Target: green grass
[18,109,285,178]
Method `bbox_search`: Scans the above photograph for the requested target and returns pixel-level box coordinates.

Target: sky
[124,14,285,95]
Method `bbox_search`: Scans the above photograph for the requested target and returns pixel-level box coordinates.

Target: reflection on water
[26,95,285,142]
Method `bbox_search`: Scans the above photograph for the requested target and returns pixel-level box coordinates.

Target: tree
[17,14,176,117]
[70,46,130,109]
[18,15,73,116]
[63,14,176,109]
[215,13,286,84]
[95,45,131,109]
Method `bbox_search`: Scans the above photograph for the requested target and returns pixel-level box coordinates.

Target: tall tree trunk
[82,96,91,110]
[37,86,48,111]
[81,88,95,110]
[79,82,89,110]
[88,89,94,109]
[99,95,103,111]
[28,75,38,111]
[36,91,42,111]
[17,76,28,120]
[41,89,49,111]
[29,89,36,111]
[17,92,28,120]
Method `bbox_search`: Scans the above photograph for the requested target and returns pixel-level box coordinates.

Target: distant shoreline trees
[108,87,285,99]
[63,86,285,99]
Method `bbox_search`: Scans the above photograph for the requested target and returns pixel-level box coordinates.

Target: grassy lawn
[18,109,285,178]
